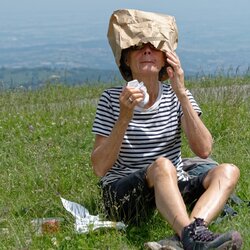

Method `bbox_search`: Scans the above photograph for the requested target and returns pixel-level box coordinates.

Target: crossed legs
[146,157,240,237]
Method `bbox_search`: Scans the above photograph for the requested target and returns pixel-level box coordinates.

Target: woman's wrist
[116,116,130,129]
[175,89,188,101]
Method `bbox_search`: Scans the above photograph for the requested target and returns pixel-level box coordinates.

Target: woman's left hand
[166,51,186,97]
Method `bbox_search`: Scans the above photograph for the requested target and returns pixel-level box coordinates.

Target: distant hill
[1,64,249,90]
[0,39,116,70]
[0,37,249,89]
[0,67,123,90]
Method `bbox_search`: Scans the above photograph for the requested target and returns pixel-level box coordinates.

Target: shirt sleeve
[92,90,116,137]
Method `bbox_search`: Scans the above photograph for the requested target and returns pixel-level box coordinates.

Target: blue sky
[1,0,249,39]
[1,0,249,30]
[0,0,249,72]
[1,0,249,43]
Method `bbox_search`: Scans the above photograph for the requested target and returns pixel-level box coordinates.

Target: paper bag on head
[107,9,178,81]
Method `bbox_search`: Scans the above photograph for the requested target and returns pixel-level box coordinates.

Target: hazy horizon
[0,0,249,73]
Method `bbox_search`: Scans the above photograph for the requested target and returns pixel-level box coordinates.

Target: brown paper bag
[107,9,178,80]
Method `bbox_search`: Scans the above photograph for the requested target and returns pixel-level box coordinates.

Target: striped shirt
[92,82,202,187]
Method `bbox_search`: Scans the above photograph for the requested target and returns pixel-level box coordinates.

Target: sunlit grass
[0,78,249,249]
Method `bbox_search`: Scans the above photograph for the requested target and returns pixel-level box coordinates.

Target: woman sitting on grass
[91,9,243,250]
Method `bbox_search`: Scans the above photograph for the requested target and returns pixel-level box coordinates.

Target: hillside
[1,66,249,90]
[0,79,249,249]
[0,67,122,89]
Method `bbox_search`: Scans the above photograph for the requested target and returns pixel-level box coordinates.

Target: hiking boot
[181,218,242,250]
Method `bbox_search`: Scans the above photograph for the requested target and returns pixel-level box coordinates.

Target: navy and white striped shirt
[92,82,202,187]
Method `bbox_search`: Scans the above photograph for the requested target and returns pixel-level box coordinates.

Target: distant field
[0,65,249,90]
[0,76,249,249]
[0,67,122,90]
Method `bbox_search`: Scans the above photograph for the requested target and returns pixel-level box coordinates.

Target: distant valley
[0,16,249,89]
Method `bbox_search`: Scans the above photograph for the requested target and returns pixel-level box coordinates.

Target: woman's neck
[132,74,159,107]
[141,78,159,108]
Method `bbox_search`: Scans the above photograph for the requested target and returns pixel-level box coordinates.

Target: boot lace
[188,218,218,242]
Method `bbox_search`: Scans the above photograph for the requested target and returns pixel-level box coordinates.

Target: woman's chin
[138,69,159,78]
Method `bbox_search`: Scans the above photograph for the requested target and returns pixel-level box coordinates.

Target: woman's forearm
[91,118,129,176]
[178,92,213,158]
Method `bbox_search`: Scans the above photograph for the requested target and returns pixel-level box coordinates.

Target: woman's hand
[119,86,144,122]
[166,51,186,97]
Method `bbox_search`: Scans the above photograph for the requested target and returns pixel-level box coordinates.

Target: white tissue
[127,80,149,108]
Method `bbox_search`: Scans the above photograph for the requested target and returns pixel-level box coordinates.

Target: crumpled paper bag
[107,9,178,81]
[61,197,126,233]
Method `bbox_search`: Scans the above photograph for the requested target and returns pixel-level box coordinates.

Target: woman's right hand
[119,86,144,122]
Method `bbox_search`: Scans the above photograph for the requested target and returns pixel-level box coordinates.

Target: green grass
[0,77,249,249]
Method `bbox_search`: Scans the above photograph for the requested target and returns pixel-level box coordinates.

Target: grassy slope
[0,77,249,249]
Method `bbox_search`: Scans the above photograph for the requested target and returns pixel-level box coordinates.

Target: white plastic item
[60,197,126,233]
[127,79,149,108]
